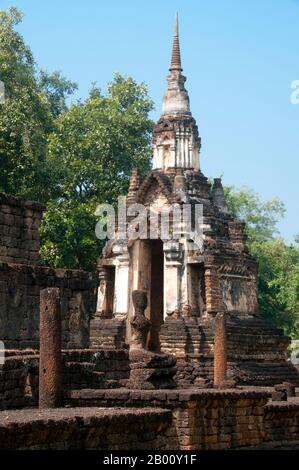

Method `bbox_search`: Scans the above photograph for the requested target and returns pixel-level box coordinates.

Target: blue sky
[1,0,299,241]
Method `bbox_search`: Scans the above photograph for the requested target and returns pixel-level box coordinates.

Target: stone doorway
[148,239,164,352]
[106,266,115,316]
[188,264,206,316]
[129,239,164,351]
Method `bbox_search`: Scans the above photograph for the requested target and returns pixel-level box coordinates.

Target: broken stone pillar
[214,312,227,386]
[39,288,62,408]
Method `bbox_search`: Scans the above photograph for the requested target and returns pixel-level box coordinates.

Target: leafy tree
[0,7,154,272]
[46,76,153,203]
[4,6,296,338]
[0,7,52,201]
[40,75,154,270]
[0,7,77,202]
[224,186,285,243]
[38,70,77,117]
[252,239,299,337]
[40,199,101,272]
[225,186,299,337]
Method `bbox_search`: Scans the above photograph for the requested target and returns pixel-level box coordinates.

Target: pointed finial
[170,13,182,71]
[127,167,140,203]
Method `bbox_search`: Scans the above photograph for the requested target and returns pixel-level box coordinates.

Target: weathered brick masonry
[0,407,172,450]
[92,17,299,389]
[0,263,92,349]
[1,15,299,451]
[0,193,93,350]
[69,388,299,450]
[0,350,130,410]
[0,192,44,265]
[1,389,299,450]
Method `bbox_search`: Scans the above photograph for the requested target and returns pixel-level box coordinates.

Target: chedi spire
[170,13,182,71]
[162,13,191,117]
[152,14,200,171]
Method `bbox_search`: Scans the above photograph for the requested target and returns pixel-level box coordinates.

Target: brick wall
[0,193,45,265]
[0,263,92,349]
[2,367,299,449]
[70,388,270,450]
[264,401,299,443]
[0,350,130,410]
[0,407,171,450]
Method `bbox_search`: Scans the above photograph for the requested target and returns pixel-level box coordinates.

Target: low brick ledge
[265,397,299,411]
[0,407,171,450]
[0,406,169,426]
[70,387,272,406]
[0,349,127,361]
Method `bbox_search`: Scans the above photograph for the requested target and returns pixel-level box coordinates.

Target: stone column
[163,241,182,318]
[180,133,185,167]
[175,132,181,167]
[205,263,222,316]
[214,312,227,386]
[153,144,163,169]
[96,265,113,318]
[184,133,190,167]
[113,242,130,317]
[170,143,176,167]
[39,288,62,408]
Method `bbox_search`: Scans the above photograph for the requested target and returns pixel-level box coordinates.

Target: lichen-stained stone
[214,312,227,386]
[39,288,62,408]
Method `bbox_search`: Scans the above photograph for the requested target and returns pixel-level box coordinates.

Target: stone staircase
[62,350,130,392]
[89,318,127,350]
[160,315,299,387]
[225,316,299,386]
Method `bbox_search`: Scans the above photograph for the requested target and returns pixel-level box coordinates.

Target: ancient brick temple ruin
[91,15,299,388]
[0,193,91,351]
[1,16,299,451]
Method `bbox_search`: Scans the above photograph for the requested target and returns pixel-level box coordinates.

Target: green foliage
[0,7,77,202]
[40,74,154,271]
[225,186,299,337]
[1,8,298,336]
[38,70,78,117]
[39,198,104,272]
[0,7,52,201]
[46,74,153,204]
[251,239,299,337]
[224,186,285,243]
[0,8,153,272]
